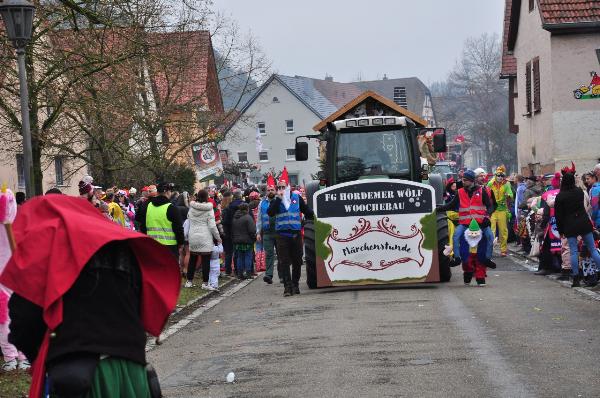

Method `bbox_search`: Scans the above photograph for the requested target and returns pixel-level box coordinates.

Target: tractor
[294,93,451,289]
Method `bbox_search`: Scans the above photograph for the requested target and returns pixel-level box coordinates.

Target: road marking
[442,291,534,398]
[146,277,256,352]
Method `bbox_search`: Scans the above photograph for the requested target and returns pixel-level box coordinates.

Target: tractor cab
[295,115,446,187]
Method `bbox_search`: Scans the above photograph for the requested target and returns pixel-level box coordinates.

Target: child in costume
[459,219,495,286]
[209,242,224,290]
[0,188,29,371]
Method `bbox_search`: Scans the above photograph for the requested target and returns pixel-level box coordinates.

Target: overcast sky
[216,0,505,85]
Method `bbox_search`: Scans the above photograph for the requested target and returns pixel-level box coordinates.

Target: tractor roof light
[358,119,369,126]
[345,120,357,128]
[372,118,383,125]
[384,117,396,125]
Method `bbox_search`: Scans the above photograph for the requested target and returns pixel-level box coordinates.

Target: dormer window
[272,97,279,103]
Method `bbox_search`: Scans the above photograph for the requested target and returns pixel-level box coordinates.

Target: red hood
[0,195,180,397]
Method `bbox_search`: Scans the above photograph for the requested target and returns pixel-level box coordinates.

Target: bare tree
[432,33,517,171]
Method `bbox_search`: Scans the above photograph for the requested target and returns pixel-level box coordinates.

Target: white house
[222,74,437,186]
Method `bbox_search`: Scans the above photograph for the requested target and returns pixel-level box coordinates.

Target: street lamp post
[0,0,36,198]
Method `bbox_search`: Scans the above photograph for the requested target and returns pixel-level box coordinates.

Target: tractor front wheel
[437,212,452,282]
[304,219,317,289]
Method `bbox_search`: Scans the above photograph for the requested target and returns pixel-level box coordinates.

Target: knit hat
[474,168,486,177]
[129,187,137,195]
[78,181,93,196]
[463,169,476,182]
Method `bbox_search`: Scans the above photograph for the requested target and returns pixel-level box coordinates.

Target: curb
[146,274,262,351]
[505,246,600,302]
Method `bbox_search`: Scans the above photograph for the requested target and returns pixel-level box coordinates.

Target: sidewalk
[505,242,600,300]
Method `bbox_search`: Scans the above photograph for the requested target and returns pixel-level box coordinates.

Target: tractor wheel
[304,181,320,210]
[574,90,583,100]
[304,219,318,289]
[437,212,452,282]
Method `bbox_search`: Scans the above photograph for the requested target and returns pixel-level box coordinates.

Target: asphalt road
[148,254,600,398]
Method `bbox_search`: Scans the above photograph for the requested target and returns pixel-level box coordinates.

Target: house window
[532,57,541,112]
[286,119,294,133]
[529,0,534,12]
[16,154,25,188]
[286,148,296,161]
[55,156,65,186]
[238,152,248,162]
[525,61,532,116]
[272,97,279,103]
[257,122,266,135]
[289,174,299,187]
[393,87,407,108]
[259,151,269,162]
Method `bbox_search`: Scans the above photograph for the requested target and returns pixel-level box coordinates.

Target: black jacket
[555,187,593,238]
[8,241,147,365]
[232,210,257,245]
[222,199,244,236]
[135,195,184,245]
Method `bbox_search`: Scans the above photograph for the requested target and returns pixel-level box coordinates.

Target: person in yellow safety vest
[487,166,514,256]
[135,182,184,259]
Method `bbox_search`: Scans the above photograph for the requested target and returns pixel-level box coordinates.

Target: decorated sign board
[313,180,440,287]
[192,142,223,180]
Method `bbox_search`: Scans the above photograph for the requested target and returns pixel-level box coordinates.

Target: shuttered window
[525,61,532,116]
[532,57,541,112]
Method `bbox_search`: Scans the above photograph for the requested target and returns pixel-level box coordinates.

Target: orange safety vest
[458,187,487,225]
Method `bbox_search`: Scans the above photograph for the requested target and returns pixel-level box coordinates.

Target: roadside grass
[0,362,30,398]
[177,274,235,306]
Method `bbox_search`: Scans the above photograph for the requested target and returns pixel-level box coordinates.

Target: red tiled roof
[149,31,219,108]
[501,0,517,78]
[539,0,600,25]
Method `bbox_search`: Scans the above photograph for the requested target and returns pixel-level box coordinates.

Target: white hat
[474,168,486,176]
[129,187,137,195]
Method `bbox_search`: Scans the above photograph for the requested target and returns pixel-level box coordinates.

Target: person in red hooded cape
[0,195,180,398]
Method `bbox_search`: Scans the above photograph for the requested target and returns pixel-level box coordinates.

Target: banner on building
[192,142,223,181]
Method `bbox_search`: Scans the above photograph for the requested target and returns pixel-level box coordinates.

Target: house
[0,29,223,194]
[221,74,436,186]
[501,0,600,175]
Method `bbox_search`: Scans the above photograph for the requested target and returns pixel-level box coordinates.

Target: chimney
[325,74,333,82]
[382,74,388,80]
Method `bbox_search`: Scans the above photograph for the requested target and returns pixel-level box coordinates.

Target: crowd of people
[67,168,313,298]
[441,163,600,288]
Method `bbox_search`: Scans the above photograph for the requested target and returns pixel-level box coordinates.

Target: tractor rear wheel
[437,212,452,282]
[304,219,317,289]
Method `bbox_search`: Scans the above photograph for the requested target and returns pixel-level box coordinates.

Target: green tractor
[295,92,451,289]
